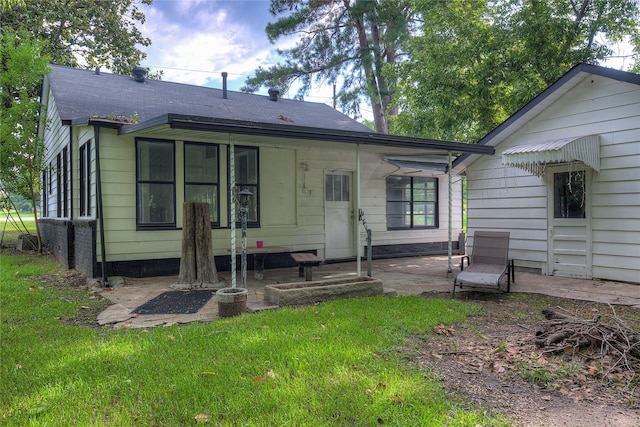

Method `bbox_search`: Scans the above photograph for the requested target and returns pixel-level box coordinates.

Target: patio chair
[452,231,513,302]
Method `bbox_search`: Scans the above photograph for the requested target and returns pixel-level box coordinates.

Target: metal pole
[447,151,453,274]
[241,206,248,288]
[366,228,372,277]
[356,144,361,276]
[229,139,237,288]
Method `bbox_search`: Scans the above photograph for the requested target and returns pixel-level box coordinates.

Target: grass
[1,214,37,248]
[0,250,509,426]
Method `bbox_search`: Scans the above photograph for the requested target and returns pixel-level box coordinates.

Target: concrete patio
[96,255,640,329]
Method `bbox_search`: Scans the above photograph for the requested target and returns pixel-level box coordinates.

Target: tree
[1,1,154,250]
[0,31,50,248]
[243,0,413,134]
[1,0,152,75]
[392,0,640,142]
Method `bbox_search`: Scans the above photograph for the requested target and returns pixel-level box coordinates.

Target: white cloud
[139,1,276,89]
[136,1,351,112]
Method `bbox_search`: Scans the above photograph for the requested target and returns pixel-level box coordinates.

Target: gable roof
[452,63,640,172]
[44,65,495,155]
[46,64,368,132]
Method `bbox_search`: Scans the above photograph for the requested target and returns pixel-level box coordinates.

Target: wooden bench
[290,253,322,281]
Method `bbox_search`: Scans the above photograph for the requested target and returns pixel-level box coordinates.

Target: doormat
[132,289,216,315]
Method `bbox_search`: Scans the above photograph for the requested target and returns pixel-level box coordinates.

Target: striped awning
[501,135,600,177]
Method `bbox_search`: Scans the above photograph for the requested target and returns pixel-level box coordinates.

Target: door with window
[324,172,354,259]
[547,167,592,279]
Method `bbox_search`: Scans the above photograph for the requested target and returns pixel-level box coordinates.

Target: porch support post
[356,144,361,276]
[447,151,453,274]
[229,137,237,288]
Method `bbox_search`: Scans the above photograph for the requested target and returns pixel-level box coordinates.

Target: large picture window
[386,176,438,229]
[185,142,219,225]
[136,139,175,227]
[233,146,259,224]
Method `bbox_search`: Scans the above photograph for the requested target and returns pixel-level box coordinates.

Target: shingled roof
[44,65,495,155]
[46,64,371,133]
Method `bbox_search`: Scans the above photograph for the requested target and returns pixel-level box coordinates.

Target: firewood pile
[534,307,640,379]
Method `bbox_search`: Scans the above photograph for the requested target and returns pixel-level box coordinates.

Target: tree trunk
[177,202,218,287]
[194,202,218,284]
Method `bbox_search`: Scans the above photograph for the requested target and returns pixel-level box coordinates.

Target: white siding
[95,131,461,263]
[466,74,640,283]
[42,89,70,218]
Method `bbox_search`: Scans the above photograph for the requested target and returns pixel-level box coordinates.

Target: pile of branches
[534,307,640,377]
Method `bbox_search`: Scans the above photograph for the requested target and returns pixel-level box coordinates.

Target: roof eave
[452,63,640,171]
[120,113,495,155]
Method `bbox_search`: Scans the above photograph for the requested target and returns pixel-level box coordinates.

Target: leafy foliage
[392,0,640,141]
[0,31,50,243]
[243,0,413,134]
[0,0,152,75]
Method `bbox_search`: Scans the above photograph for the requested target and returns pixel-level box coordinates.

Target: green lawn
[1,251,507,426]
[0,213,37,248]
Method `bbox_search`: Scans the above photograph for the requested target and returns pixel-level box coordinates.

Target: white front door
[547,167,592,279]
[324,171,354,259]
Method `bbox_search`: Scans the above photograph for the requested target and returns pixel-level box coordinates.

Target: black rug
[132,289,216,315]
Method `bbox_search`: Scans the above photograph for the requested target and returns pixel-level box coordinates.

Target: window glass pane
[186,185,218,222]
[325,174,333,201]
[386,176,411,201]
[138,183,174,223]
[554,171,585,219]
[235,148,257,184]
[186,144,218,183]
[333,175,342,201]
[138,141,173,181]
[341,175,350,201]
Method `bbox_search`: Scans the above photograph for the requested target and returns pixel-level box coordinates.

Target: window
[56,153,62,217]
[49,162,53,195]
[79,140,91,216]
[185,143,219,225]
[62,146,68,217]
[136,139,175,227]
[325,173,350,202]
[386,176,438,229]
[554,170,585,219]
[233,146,259,224]
[41,170,48,217]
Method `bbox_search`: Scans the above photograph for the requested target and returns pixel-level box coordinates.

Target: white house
[39,65,492,281]
[453,63,640,284]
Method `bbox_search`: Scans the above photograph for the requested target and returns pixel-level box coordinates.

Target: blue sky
[136,0,634,116]
[138,0,333,102]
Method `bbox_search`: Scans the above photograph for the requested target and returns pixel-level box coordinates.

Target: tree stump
[176,202,219,288]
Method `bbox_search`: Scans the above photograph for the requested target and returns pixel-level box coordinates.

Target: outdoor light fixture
[238,188,253,288]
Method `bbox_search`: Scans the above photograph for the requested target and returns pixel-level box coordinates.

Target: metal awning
[383,155,450,173]
[501,135,600,176]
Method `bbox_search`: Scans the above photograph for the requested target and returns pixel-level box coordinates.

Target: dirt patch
[411,291,640,427]
[49,270,112,328]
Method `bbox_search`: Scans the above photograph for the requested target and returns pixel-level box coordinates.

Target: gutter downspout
[94,125,109,287]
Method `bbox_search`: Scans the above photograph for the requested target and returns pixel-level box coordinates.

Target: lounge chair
[452,231,513,302]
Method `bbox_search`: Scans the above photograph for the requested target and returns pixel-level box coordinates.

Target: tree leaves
[244,0,413,134]
[1,0,152,74]
[393,0,640,141]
